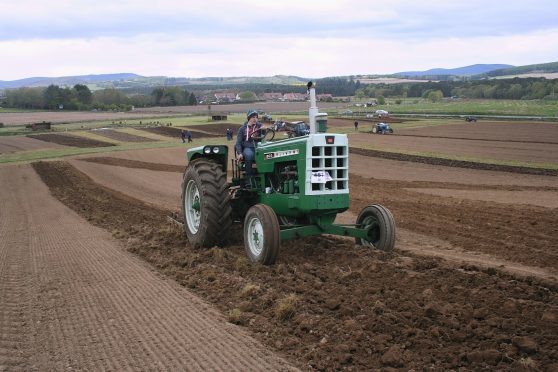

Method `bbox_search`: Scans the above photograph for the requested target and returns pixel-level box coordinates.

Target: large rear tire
[355,205,395,251]
[182,158,232,247]
[244,204,280,265]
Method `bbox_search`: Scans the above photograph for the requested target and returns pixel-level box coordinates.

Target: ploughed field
[2,119,558,370]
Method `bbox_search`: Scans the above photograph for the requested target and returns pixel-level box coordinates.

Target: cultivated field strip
[90,129,156,143]
[0,136,66,154]
[69,159,183,212]
[0,164,296,371]
[393,133,558,145]
[349,175,558,272]
[0,166,34,369]
[69,154,558,274]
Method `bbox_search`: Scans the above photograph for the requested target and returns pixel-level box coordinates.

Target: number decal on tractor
[264,149,299,160]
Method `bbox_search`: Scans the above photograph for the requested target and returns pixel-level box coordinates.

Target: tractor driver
[235,109,262,179]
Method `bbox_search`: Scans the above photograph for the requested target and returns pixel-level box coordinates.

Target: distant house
[214,92,237,103]
[262,92,283,101]
[283,93,307,101]
[317,94,333,102]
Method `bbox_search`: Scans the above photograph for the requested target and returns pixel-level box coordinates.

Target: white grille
[305,134,349,195]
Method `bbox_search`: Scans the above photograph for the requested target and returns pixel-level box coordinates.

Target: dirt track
[0,164,295,370]
[2,119,558,370]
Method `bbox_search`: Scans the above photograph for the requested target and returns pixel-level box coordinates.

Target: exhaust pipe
[307,81,328,134]
[307,81,318,134]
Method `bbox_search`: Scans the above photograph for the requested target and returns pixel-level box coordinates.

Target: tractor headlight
[212,146,220,154]
[204,147,211,154]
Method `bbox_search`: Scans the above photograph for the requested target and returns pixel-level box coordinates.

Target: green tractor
[181,82,395,264]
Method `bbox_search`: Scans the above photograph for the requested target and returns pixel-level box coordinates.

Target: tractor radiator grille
[307,144,349,194]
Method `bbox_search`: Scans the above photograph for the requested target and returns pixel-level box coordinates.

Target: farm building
[26,121,52,131]
[282,93,306,101]
[213,92,237,103]
[262,92,283,101]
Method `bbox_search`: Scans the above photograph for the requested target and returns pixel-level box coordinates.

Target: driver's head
[247,109,259,122]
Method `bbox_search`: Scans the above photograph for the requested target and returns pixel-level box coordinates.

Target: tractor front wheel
[182,158,232,247]
[244,204,280,264]
[356,205,395,251]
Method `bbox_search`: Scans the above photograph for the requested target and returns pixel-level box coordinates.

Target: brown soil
[68,158,183,211]
[58,155,558,275]
[350,147,558,176]
[0,164,294,370]
[80,156,184,172]
[90,129,156,142]
[0,135,67,154]
[4,119,558,370]
[29,160,558,371]
[26,133,116,148]
[397,121,558,143]
[349,122,558,166]
[138,126,222,139]
[186,123,243,135]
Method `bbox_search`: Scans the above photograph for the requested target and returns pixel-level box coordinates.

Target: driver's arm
[235,127,244,160]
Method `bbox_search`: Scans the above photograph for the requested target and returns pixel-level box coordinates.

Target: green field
[348,98,558,118]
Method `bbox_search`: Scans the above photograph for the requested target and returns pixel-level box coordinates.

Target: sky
[1,0,558,81]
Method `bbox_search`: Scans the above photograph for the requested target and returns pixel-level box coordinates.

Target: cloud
[1,0,558,80]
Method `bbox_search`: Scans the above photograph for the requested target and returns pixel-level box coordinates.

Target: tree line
[2,85,198,111]
[2,77,557,111]
[355,77,558,100]
[120,77,360,98]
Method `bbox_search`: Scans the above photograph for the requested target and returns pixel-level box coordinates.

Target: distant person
[187,130,193,143]
[181,129,186,143]
[354,121,359,131]
[226,128,233,141]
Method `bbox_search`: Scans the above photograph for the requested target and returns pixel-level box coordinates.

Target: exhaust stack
[307,81,328,134]
[307,81,319,134]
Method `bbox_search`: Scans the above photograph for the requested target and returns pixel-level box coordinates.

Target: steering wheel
[249,127,275,143]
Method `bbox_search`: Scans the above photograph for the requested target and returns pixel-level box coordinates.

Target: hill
[0,73,143,89]
[0,74,308,90]
[2,61,557,91]
[395,64,513,77]
[482,61,558,77]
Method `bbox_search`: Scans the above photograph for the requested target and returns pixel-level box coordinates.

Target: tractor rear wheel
[244,204,280,265]
[355,204,395,251]
[182,158,232,247]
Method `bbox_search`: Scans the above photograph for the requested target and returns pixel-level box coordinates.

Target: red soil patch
[90,129,156,142]
[0,135,66,154]
[27,133,116,148]
[138,126,222,139]
[80,157,184,172]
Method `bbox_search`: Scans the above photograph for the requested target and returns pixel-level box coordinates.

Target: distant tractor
[261,113,274,123]
[465,116,477,122]
[375,109,389,118]
[286,121,310,138]
[179,81,396,265]
[372,122,394,134]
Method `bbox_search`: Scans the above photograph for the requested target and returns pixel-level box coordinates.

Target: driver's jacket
[235,121,262,155]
